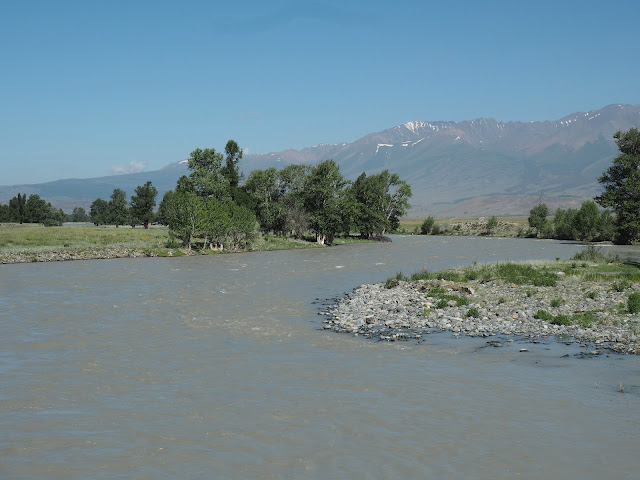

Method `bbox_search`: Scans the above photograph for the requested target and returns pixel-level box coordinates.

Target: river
[1,236,639,479]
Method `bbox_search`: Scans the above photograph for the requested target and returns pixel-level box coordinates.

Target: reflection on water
[1,236,639,479]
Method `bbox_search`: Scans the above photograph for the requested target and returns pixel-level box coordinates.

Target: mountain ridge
[2,104,639,216]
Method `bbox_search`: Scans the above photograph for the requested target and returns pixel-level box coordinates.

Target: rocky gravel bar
[321,276,640,355]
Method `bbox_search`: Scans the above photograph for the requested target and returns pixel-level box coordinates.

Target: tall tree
[303,159,347,244]
[72,207,89,222]
[528,202,549,237]
[130,181,158,229]
[108,188,128,227]
[596,128,640,244]
[244,167,285,234]
[90,198,109,226]
[222,140,243,189]
[8,193,26,223]
[188,148,230,201]
[24,194,50,223]
[166,190,200,251]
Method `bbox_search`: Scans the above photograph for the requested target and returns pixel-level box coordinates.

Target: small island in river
[322,248,640,355]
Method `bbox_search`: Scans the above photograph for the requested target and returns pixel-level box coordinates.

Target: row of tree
[0,193,66,226]
[89,182,158,228]
[528,200,615,242]
[155,141,412,250]
[526,128,640,244]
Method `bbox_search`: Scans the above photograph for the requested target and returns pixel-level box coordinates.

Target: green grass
[550,298,563,308]
[534,309,598,328]
[1,224,372,262]
[407,261,558,287]
[0,223,170,250]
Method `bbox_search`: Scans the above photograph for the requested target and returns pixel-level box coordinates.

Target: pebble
[322,278,640,355]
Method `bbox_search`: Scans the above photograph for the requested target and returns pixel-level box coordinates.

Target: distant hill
[1,104,638,216]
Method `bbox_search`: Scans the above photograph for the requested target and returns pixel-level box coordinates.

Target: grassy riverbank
[0,223,372,264]
[398,216,529,237]
[325,247,640,354]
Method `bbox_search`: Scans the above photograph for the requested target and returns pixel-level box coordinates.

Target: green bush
[385,271,408,289]
[534,309,553,321]
[572,246,610,263]
[420,217,435,235]
[571,312,597,328]
[550,298,563,308]
[435,299,449,309]
[628,293,640,314]
[550,314,572,326]
[612,280,631,292]
[585,291,597,300]
[466,307,480,318]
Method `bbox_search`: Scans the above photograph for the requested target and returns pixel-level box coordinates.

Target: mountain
[1,104,639,216]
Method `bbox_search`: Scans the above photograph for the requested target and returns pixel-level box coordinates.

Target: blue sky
[1,0,639,185]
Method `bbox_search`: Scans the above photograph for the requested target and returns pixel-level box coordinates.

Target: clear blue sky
[1,0,639,185]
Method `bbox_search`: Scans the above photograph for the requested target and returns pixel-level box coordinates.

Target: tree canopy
[596,128,640,244]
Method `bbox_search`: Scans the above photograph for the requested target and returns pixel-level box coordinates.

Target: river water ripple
[1,236,639,479]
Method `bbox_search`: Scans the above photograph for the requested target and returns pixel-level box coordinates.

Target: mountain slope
[1,104,638,216]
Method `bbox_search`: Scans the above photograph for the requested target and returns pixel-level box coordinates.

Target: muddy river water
[1,236,639,479]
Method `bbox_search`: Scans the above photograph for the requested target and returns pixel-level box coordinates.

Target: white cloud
[110,160,147,175]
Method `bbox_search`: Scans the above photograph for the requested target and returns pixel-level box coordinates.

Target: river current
[1,236,639,479]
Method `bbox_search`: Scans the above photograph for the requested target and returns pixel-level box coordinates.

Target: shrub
[495,263,558,287]
[572,312,597,328]
[628,293,640,314]
[534,309,553,321]
[466,307,480,318]
[612,280,631,292]
[420,217,435,235]
[550,314,572,326]
[585,291,597,300]
[435,299,449,309]
[550,298,563,308]
[572,246,610,263]
[385,271,407,289]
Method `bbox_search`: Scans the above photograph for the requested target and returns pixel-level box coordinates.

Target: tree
[222,140,243,189]
[72,207,89,222]
[0,204,10,222]
[108,188,128,227]
[130,181,158,229]
[188,147,230,201]
[24,194,50,223]
[303,159,347,244]
[420,216,436,235]
[379,171,412,234]
[486,216,498,235]
[90,198,109,226]
[349,170,412,237]
[596,128,640,244]
[156,190,174,225]
[528,202,549,237]
[244,167,286,234]
[8,193,26,223]
[166,190,200,251]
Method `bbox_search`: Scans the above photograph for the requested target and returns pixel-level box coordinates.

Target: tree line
[89,182,158,229]
[0,193,66,226]
[526,128,640,244]
[156,140,412,251]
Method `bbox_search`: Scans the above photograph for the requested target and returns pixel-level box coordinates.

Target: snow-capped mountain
[1,104,638,216]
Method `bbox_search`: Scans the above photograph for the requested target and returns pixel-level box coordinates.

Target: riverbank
[322,250,640,355]
[0,223,371,264]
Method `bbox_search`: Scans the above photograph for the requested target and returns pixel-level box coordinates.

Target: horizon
[2,0,640,185]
